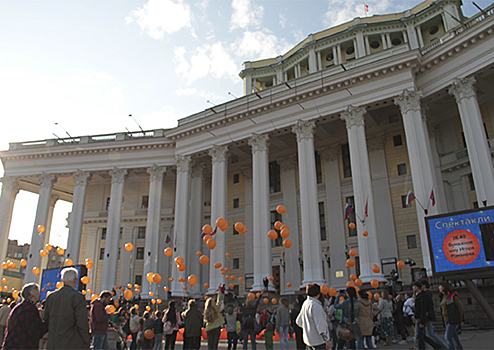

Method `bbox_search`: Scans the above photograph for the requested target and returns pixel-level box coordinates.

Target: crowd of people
[0,268,465,350]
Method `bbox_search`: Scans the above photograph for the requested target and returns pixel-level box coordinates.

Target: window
[342,144,352,178]
[136,248,144,260]
[135,275,142,286]
[101,228,107,240]
[319,202,327,241]
[233,198,240,208]
[270,211,283,247]
[315,152,323,184]
[99,248,105,260]
[402,195,413,208]
[397,163,407,176]
[346,197,357,237]
[391,38,402,46]
[106,197,111,210]
[473,201,479,209]
[468,174,475,191]
[233,173,240,184]
[407,235,417,249]
[393,135,403,146]
[138,227,146,239]
[370,41,380,49]
[233,258,240,269]
[141,195,149,209]
[269,162,281,193]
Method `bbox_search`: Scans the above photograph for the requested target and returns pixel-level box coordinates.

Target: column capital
[109,168,128,184]
[367,133,385,152]
[319,146,339,163]
[191,161,205,178]
[0,176,19,192]
[39,173,57,189]
[209,145,229,164]
[175,156,192,173]
[395,89,422,114]
[248,134,270,154]
[147,165,167,181]
[449,77,477,102]
[292,120,316,142]
[73,170,91,187]
[340,106,366,129]
[278,156,297,172]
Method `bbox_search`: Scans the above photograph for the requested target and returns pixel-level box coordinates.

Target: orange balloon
[355,278,363,287]
[271,298,277,304]
[135,289,140,293]
[174,256,184,265]
[168,277,174,282]
[1,277,6,283]
[56,281,63,289]
[134,304,139,310]
[287,282,292,288]
[147,272,155,283]
[20,259,27,267]
[229,283,234,288]
[214,263,222,269]
[153,273,162,284]
[374,293,380,301]
[225,275,230,280]
[91,294,98,301]
[203,234,212,244]
[45,244,52,251]
[12,290,19,299]
[269,276,274,281]
[221,271,226,275]
[65,259,73,266]
[37,225,45,233]
[363,231,369,237]
[283,239,292,248]
[204,283,209,288]
[329,288,337,297]
[371,279,379,289]
[239,225,248,234]
[274,221,283,230]
[9,263,16,269]
[188,275,198,286]
[231,275,236,280]
[263,298,269,304]
[268,230,278,240]
[120,287,125,291]
[234,222,245,233]
[85,260,93,269]
[125,243,134,251]
[144,329,154,339]
[135,284,139,289]
[397,261,405,269]
[350,274,357,281]
[183,286,188,291]
[276,205,286,214]
[372,264,380,273]
[149,291,154,296]
[207,239,217,250]
[81,276,90,284]
[280,228,290,239]
[106,305,116,313]
[40,250,48,257]
[346,281,355,288]
[203,224,213,234]
[164,286,169,291]
[225,253,231,258]
[347,258,356,267]
[247,292,255,300]
[196,251,202,256]
[32,267,40,275]
[87,289,92,294]
[199,255,210,265]
[321,284,329,295]
[157,299,162,304]
[151,299,156,304]
[164,247,173,257]
[85,258,93,264]
[349,249,357,257]
[349,222,356,229]
[178,264,186,272]
[57,247,65,255]
[238,277,244,282]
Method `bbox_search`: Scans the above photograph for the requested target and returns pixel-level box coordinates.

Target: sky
[0,0,488,251]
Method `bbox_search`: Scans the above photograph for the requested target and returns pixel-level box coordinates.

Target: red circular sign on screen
[442,229,480,265]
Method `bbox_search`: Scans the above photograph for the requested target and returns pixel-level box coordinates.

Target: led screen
[40,265,86,301]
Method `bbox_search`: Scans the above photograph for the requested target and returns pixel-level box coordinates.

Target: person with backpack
[233,288,266,350]
[439,282,464,350]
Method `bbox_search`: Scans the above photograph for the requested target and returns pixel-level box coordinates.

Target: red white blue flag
[165,235,171,244]
[344,203,353,221]
[406,190,416,207]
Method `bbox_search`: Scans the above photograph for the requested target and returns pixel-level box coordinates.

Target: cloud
[230,0,264,31]
[125,0,194,40]
[279,13,287,29]
[323,0,406,27]
[233,31,291,60]
[140,105,186,129]
[173,87,223,101]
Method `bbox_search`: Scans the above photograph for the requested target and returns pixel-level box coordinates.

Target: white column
[248,134,272,292]
[41,197,57,269]
[241,166,254,278]
[171,156,192,297]
[25,173,57,284]
[142,165,166,297]
[426,123,447,212]
[0,177,19,281]
[317,51,322,71]
[340,107,384,283]
[101,168,127,292]
[208,145,228,294]
[189,161,205,297]
[395,90,439,273]
[352,39,358,57]
[402,30,408,43]
[278,157,302,294]
[319,147,348,288]
[356,32,365,58]
[416,26,424,47]
[405,23,419,49]
[381,34,388,49]
[386,33,392,48]
[332,46,338,65]
[66,171,91,264]
[449,177,470,211]
[309,48,317,74]
[292,120,325,287]
[337,45,342,64]
[365,36,371,55]
[449,77,494,206]
[119,226,135,291]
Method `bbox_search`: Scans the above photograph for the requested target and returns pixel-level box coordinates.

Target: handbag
[163,321,174,335]
[338,323,354,341]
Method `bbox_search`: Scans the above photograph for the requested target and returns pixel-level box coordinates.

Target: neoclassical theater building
[1,0,494,299]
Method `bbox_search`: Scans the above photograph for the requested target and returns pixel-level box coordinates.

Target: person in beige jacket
[357,290,379,350]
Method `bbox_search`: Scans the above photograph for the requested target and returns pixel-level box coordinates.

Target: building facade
[1,0,494,299]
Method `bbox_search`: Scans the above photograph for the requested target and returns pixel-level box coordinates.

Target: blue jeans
[242,330,257,350]
[154,333,163,350]
[425,320,449,349]
[92,333,110,350]
[445,323,463,350]
[357,336,372,350]
[279,326,289,350]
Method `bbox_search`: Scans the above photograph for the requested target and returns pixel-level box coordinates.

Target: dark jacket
[414,291,430,326]
[393,300,405,323]
[183,306,203,337]
[153,318,164,334]
[90,299,111,334]
[44,285,90,349]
